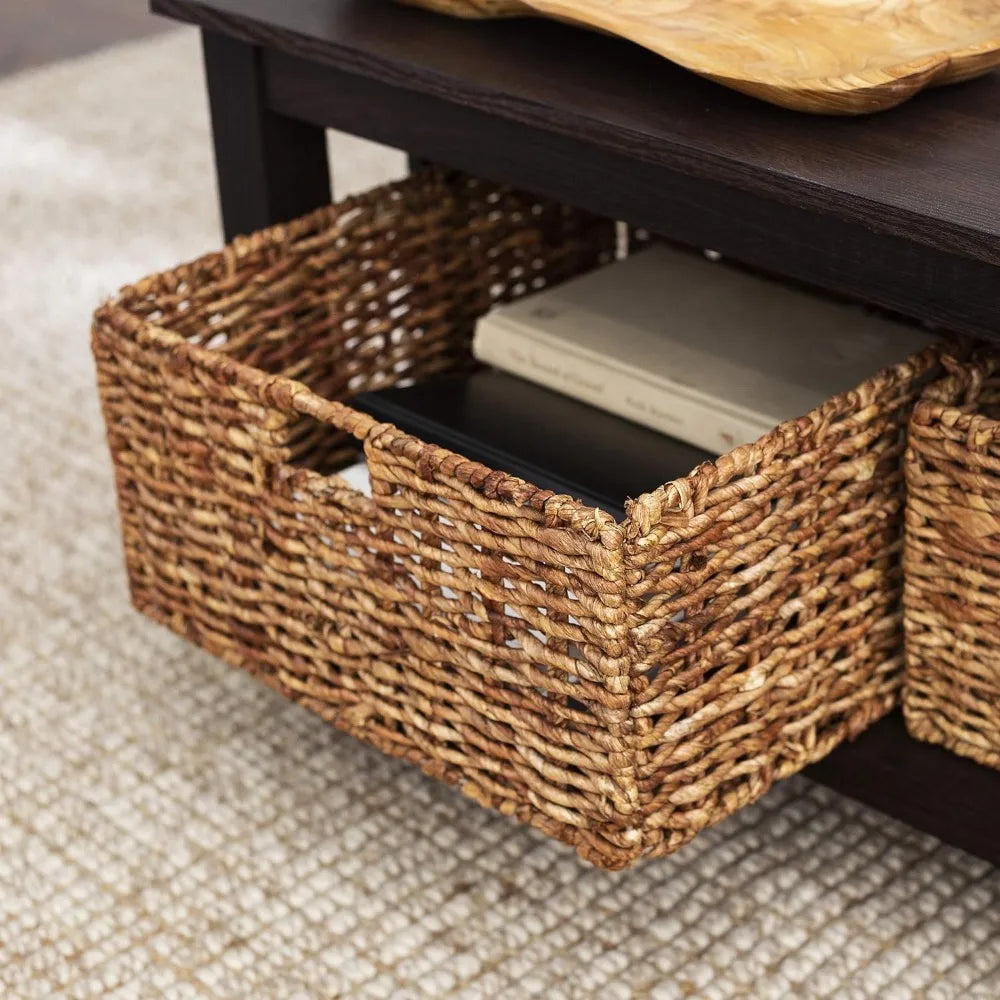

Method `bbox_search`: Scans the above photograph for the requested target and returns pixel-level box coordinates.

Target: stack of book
[472,243,934,455]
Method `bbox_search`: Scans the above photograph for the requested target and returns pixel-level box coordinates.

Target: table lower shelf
[806,710,998,865]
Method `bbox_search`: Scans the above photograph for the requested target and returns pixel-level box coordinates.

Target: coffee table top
[157,0,1000,257]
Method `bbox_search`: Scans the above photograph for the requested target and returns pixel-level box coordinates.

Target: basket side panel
[623,349,940,857]
[904,368,1000,771]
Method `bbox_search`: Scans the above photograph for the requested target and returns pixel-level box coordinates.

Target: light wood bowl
[403,0,1000,114]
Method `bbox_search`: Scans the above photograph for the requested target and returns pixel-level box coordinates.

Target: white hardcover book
[473,244,934,454]
[474,313,774,451]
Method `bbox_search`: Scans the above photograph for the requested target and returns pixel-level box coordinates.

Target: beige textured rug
[1,28,998,999]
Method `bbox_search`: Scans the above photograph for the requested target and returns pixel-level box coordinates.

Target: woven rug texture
[1,28,998,1000]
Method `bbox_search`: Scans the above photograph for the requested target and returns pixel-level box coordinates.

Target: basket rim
[96,297,943,541]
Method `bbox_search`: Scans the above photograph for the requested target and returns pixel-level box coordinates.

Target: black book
[352,370,712,518]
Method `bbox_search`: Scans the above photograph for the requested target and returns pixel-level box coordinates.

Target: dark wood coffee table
[153,0,1000,863]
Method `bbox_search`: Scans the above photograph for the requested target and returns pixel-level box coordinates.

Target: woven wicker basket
[93,168,942,869]
[904,354,1000,771]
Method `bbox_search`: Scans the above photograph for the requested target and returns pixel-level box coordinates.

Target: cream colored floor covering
[1,28,998,1000]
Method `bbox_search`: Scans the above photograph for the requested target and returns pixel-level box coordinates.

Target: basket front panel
[625,360,934,856]
[904,371,1000,770]
[362,432,642,867]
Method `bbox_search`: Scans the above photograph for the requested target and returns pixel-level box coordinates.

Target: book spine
[473,320,771,454]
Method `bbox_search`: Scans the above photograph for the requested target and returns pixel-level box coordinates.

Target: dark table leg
[806,710,999,864]
[201,30,331,241]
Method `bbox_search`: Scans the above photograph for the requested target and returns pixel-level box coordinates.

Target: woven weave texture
[94,159,941,868]
[904,355,1000,770]
[2,28,1000,997]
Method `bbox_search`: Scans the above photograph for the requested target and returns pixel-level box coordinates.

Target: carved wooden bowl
[403,0,1000,114]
